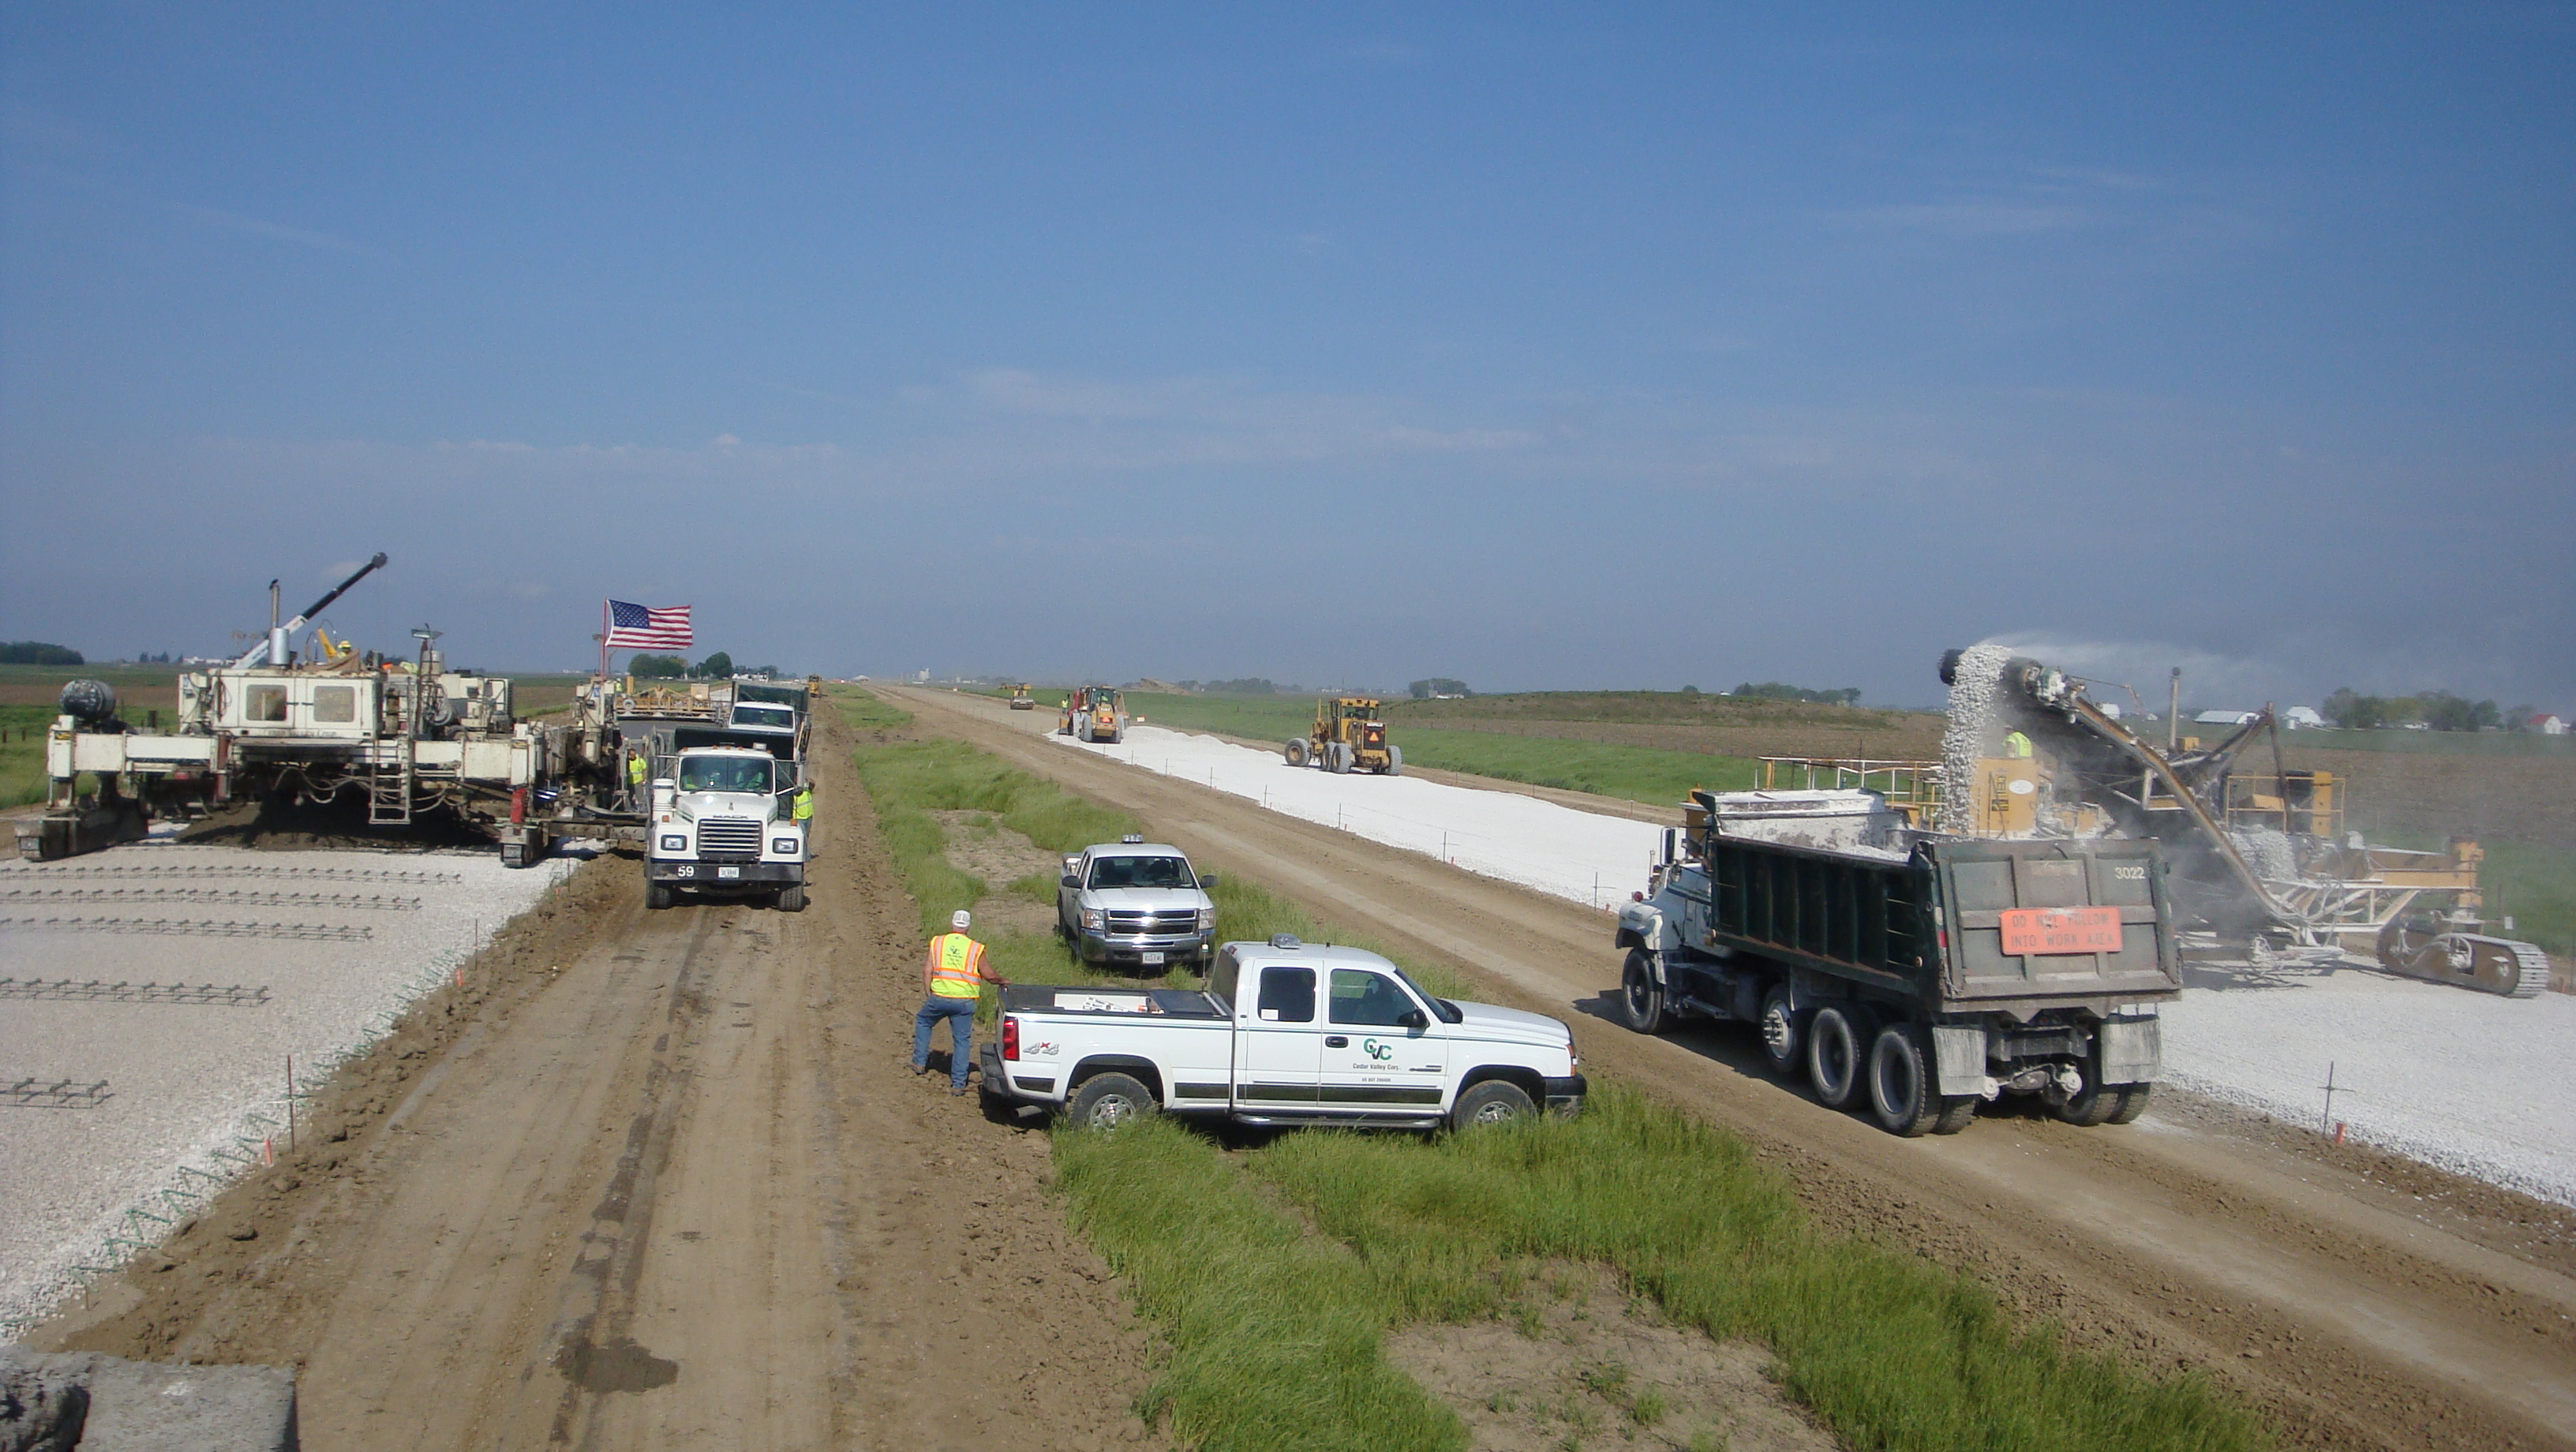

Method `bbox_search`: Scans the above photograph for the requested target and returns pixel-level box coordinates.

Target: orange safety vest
[926,933,986,998]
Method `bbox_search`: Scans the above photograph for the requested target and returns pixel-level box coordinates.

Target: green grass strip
[1252,1088,2271,1452]
[1054,1120,1466,1452]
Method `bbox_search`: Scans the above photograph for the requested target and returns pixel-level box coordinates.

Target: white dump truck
[979,935,1586,1131]
[644,746,808,911]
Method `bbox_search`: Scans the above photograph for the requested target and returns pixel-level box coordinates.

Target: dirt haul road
[891,686,2576,1452]
[27,704,1163,1451]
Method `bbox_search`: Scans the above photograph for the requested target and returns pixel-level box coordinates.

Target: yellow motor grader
[1285,697,1402,775]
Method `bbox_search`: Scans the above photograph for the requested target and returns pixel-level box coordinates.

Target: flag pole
[599,599,609,682]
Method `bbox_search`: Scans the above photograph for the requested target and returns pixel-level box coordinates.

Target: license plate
[1140,951,1165,965]
[1999,907,2121,955]
[718,866,741,879]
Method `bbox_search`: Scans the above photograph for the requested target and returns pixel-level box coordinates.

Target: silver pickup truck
[1057,836,1218,971]
[980,935,1586,1131]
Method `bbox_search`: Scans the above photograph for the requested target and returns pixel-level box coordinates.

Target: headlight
[1080,907,1105,932]
[772,837,799,855]
[660,835,687,852]
[1197,907,1216,931]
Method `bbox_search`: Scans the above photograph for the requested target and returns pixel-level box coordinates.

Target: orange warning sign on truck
[1998,906,2123,956]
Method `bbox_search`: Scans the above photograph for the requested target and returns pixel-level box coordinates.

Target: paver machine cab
[1060,685,1125,743]
[1286,697,1402,775]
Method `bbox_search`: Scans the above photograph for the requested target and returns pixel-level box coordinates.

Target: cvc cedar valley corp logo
[1361,1038,1395,1061]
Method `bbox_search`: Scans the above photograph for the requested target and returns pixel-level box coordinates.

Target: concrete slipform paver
[0,840,574,1334]
[893,684,2576,1452]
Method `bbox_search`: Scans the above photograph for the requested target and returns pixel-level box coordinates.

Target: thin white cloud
[1839,201,2096,236]
[163,198,383,257]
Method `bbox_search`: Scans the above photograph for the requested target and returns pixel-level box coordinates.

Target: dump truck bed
[1697,833,2181,1016]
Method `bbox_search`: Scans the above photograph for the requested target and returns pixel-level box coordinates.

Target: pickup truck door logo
[1361,1038,1394,1061]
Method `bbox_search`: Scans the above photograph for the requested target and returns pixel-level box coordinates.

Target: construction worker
[625,747,649,806]
[791,781,814,828]
[2002,730,2034,758]
[914,909,1008,1095]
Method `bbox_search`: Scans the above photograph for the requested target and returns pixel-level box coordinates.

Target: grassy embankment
[2,705,54,807]
[841,690,2270,1452]
[1122,692,1762,804]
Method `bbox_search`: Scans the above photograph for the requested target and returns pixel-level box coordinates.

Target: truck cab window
[1329,969,1417,1027]
[677,758,772,793]
[1090,855,1195,889]
[245,685,287,723]
[1256,967,1315,1023]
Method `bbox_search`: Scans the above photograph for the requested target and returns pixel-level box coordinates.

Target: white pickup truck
[979,935,1587,1131]
[1057,837,1218,971]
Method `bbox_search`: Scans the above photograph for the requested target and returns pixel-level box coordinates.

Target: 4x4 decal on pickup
[1361,1038,1395,1061]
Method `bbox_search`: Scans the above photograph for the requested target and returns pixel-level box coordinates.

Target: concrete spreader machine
[1928,644,2549,997]
[22,558,813,910]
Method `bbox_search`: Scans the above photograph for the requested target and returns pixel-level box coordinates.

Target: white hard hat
[951,910,972,930]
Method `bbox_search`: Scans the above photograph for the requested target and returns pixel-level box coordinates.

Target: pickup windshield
[1088,855,1195,889]
[678,756,774,793]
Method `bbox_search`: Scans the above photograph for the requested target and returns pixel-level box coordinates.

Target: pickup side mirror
[1398,1008,1428,1031]
[1060,874,1080,889]
[1198,873,1219,888]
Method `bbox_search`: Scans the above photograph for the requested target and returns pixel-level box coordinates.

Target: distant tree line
[629,651,769,680]
[135,651,175,663]
[1178,678,1284,694]
[2320,687,2538,732]
[0,641,83,664]
[1408,678,1473,699]
[1730,681,1862,705]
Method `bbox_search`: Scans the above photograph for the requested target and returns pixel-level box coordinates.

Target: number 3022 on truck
[977,935,1586,1132]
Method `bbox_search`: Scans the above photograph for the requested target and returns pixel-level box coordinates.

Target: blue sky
[5,4,2570,708]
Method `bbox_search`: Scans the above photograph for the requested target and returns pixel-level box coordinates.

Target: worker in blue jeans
[914,910,1008,1095]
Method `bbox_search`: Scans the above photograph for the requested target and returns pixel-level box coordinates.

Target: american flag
[605,600,693,649]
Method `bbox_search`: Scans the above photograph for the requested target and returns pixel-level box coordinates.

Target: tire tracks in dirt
[893,684,2576,1452]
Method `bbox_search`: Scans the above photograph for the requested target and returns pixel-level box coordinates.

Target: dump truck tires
[1807,1004,1870,1110]
[645,880,672,911]
[1384,745,1403,777]
[1866,1022,1941,1136]
[1067,1072,1159,1131]
[1452,1079,1536,1130]
[777,885,807,913]
[1284,739,1308,766]
[1758,982,1802,1077]
[2105,1083,2153,1125]
[1620,950,1665,1034]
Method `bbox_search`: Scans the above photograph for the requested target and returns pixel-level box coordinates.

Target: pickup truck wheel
[1384,745,1403,777]
[1805,1005,1870,1110]
[1866,1023,1941,1136]
[1068,1072,1159,1131]
[1619,950,1665,1035]
[1451,1080,1536,1131]
[1285,739,1307,766]
[776,885,807,913]
[2105,1083,2153,1125]
[645,881,672,911]
[1932,1096,1981,1135]
[1756,983,1802,1078]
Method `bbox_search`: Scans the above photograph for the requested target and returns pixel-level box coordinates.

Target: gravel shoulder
[893,684,2576,1452]
[21,704,1167,1450]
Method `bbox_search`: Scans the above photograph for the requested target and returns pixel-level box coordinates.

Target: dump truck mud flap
[2098,1016,2161,1085]
[1932,1025,1988,1098]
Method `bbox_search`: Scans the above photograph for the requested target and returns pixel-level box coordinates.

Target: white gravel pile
[0,838,578,1334]
[1047,724,1668,910]
[2161,967,2576,1207]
